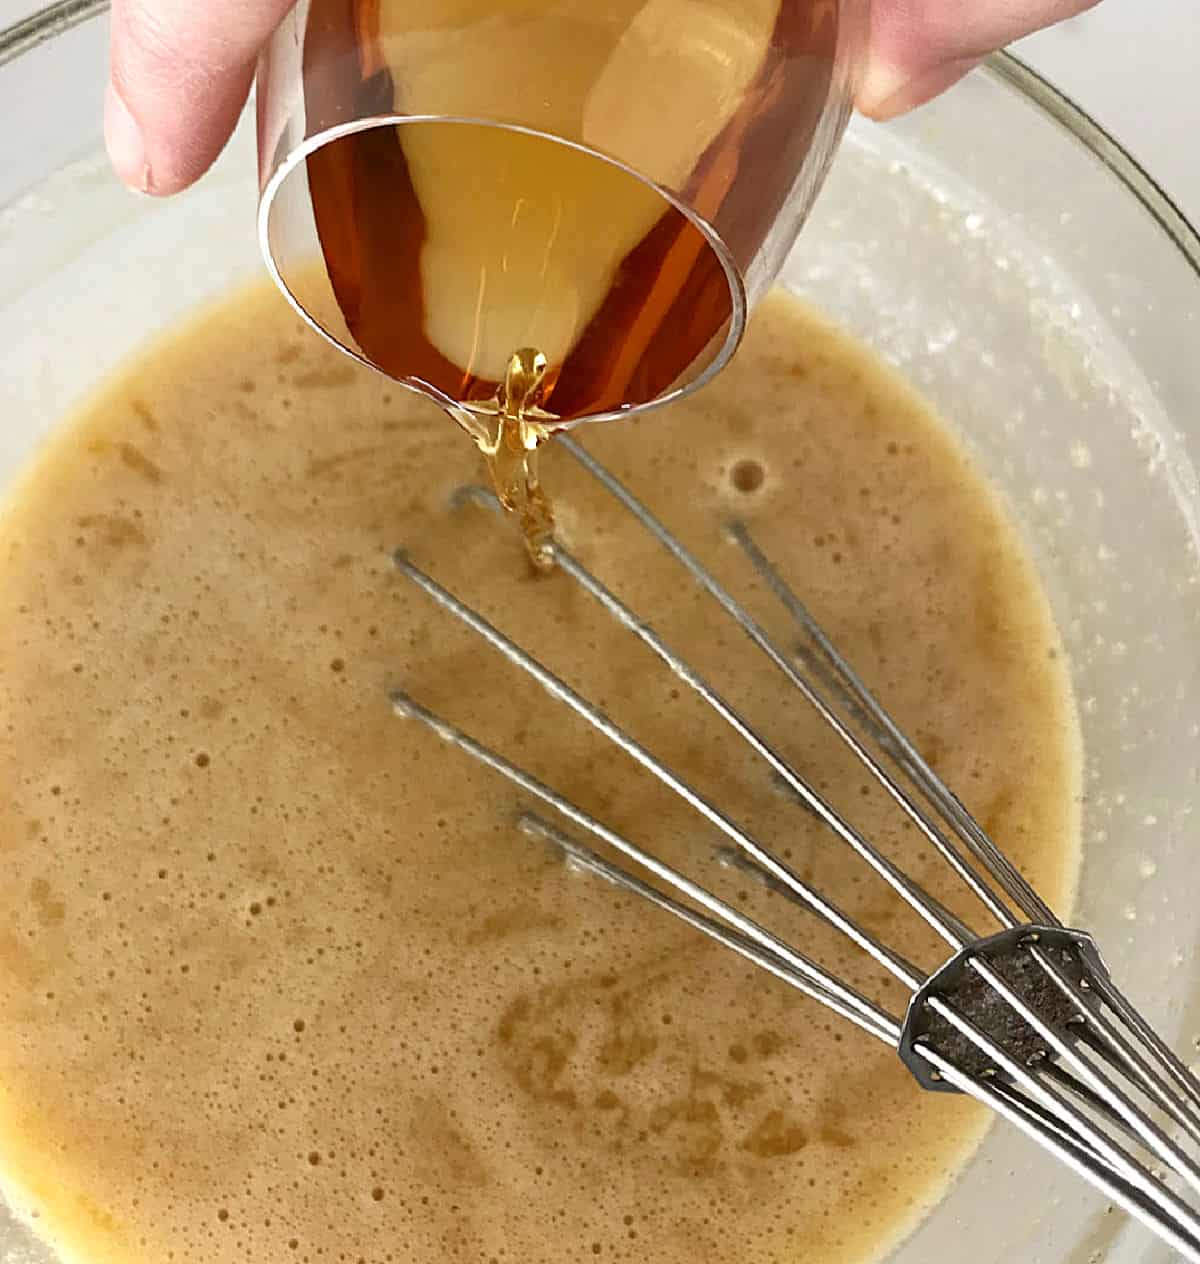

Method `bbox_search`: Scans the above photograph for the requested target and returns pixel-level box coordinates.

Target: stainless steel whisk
[391,434,1200,1260]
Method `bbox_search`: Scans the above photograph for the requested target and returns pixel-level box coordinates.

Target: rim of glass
[257,112,747,431]
[2,0,1198,286]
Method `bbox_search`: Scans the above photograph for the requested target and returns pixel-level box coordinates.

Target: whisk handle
[899,924,1100,1093]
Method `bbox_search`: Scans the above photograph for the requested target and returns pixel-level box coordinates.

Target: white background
[1,0,1198,224]
[1013,0,1198,224]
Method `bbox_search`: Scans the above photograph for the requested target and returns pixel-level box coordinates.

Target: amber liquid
[299,0,839,424]
[464,347,557,571]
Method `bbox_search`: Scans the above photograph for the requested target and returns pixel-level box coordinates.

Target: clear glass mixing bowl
[2,4,1199,1262]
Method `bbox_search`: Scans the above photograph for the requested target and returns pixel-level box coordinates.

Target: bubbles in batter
[0,285,1079,1264]
[729,457,766,493]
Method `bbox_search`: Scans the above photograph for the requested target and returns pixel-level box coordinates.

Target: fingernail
[104,83,153,194]
[858,56,979,122]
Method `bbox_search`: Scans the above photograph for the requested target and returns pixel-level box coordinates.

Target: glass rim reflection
[257,112,747,430]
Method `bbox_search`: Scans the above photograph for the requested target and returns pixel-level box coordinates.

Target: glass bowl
[1,4,1198,1262]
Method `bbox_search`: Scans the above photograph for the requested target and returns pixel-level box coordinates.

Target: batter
[0,284,1079,1263]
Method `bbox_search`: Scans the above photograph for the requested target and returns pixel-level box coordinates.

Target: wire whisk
[391,433,1200,1260]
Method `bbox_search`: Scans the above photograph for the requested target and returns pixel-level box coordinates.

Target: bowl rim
[3,0,1200,289]
[3,0,1199,289]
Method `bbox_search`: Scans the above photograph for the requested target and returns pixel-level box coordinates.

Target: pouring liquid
[462,347,557,571]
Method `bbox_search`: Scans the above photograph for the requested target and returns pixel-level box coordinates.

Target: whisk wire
[561,446,1200,1177]
[389,688,897,1044]
[391,642,1200,1250]
[713,844,970,955]
[517,812,900,1045]
[392,552,923,993]
[1091,970,1200,1118]
[960,955,1200,1197]
[560,435,1026,934]
[971,1077,1200,1258]
[917,985,1200,1239]
[549,539,974,949]
[1034,947,1200,1139]
[389,439,1200,1261]
[723,514,1055,927]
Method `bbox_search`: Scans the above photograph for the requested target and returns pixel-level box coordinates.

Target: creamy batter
[0,284,1079,1263]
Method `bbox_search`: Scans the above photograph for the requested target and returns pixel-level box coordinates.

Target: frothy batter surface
[0,285,1079,1263]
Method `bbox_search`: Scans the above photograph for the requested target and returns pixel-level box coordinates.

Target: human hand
[858,0,1101,119]
[105,0,295,194]
[105,0,1102,195]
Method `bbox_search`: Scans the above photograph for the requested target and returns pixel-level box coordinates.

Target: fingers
[106,0,296,195]
[106,0,1099,193]
[859,0,1102,120]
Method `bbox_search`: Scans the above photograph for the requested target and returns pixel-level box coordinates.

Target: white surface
[2,0,1198,226]
[1015,0,1200,225]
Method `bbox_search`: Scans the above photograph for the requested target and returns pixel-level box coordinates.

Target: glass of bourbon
[256,0,868,430]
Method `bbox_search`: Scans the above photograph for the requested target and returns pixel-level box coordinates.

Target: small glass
[256,0,868,431]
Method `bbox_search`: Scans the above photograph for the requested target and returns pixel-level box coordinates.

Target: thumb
[859,0,1101,120]
[106,0,296,195]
